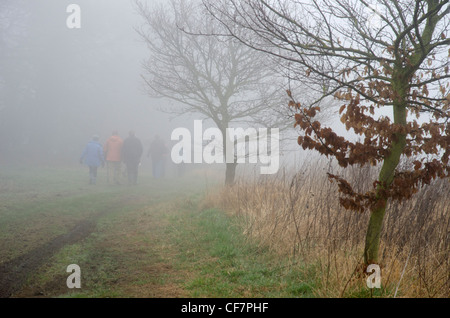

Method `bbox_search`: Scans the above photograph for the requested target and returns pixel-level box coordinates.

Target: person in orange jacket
[103,130,123,184]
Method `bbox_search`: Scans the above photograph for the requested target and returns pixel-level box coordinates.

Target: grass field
[1,163,447,298]
[0,164,318,298]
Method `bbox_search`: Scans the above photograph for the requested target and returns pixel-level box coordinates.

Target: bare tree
[135,0,291,185]
[205,0,450,266]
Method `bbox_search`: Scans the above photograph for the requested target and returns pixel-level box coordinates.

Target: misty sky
[0,0,184,164]
[0,0,360,168]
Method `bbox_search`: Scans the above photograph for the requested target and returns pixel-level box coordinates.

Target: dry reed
[202,158,449,297]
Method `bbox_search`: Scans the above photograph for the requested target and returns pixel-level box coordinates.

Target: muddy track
[0,219,97,298]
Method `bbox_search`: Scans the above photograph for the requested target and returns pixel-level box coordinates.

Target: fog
[0,0,187,165]
[0,0,315,177]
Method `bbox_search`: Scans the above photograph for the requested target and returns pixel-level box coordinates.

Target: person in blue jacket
[80,135,105,184]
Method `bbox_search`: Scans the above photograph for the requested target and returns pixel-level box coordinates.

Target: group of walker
[80,131,168,185]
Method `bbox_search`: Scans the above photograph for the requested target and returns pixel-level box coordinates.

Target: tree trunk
[364,201,387,265]
[363,1,442,266]
[364,99,407,265]
[225,162,237,186]
[220,123,238,186]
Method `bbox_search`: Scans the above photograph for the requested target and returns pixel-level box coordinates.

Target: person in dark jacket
[80,135,105,185]
[122,130,143,185]
[147,135,168,179]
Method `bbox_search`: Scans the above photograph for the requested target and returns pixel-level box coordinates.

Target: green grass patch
[166,208,317,298]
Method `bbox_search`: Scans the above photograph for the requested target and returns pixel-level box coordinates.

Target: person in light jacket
[80,135,105,185]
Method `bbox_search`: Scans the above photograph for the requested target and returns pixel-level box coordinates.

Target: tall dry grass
[202,159,449,297]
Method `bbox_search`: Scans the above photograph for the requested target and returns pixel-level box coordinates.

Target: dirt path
[0,193,135,298]
[0,219,97,297]
[0,190,190,298]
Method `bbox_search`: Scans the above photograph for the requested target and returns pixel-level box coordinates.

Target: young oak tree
[135,0,288,185]
[204,0,450,265]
